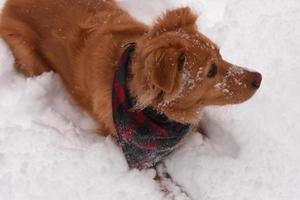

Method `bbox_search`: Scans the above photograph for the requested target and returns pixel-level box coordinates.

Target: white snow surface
[1,0,300,199]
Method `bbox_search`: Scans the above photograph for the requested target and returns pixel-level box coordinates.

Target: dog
[0,0,262,170]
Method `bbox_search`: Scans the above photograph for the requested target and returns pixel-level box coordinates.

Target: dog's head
[129,7,262,124]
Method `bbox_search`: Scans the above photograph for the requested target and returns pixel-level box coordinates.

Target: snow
[1,0,300,199]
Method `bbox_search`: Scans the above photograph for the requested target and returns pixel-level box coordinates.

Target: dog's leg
[0,21,51,76]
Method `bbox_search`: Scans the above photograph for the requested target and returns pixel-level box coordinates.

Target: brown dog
[0,0,261,138]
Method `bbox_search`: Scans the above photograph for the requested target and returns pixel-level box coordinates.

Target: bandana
[112,44,191,170]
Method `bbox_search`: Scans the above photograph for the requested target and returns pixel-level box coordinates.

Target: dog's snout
[251,72,262,89]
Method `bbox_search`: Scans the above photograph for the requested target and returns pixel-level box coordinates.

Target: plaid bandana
[112,44,191,170]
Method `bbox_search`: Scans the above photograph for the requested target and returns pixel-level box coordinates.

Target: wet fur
[0,0,260,137]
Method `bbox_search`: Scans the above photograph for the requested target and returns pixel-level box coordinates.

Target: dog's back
[0,0,148,135]
[0,0,119,75]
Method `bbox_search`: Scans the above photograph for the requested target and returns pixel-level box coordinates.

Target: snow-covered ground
[0,0,300,199]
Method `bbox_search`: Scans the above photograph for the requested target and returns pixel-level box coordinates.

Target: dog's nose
[251,72,262,89]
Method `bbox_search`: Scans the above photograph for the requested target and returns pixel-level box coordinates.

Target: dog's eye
[207,63,218,78]
[178,53,186,71]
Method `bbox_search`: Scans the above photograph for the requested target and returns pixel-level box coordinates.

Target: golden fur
[0,0,261,137]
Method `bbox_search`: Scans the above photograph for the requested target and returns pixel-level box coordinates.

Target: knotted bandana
[112,44,191,170]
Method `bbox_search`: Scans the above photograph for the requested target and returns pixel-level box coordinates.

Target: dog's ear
[149,7,198,36]
[148,48,180,93]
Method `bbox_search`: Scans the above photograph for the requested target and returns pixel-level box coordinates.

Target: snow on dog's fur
[0,0,261,137]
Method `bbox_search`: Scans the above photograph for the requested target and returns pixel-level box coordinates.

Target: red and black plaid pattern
[112,44,191,170]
